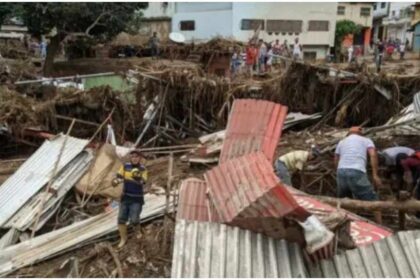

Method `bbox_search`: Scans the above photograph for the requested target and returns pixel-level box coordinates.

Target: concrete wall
[176,2,232,13]
[336,3,373,27]
[171,2,336,59]
[172,9,233,42]
[139,20,171,40]
[373,2,389,19]
[413,4,420,24]
[142,2,175,18]
[388,2,414,18]
[231,2,337,47]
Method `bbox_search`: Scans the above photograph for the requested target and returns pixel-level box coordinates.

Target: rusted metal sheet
[177,178,221,222]
[288,187,393,247]
[204,152,307,238]
[219,99,288,163]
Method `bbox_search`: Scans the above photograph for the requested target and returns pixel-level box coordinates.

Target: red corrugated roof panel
[205,152,307,228]
[220,99,288,163]
[287,187,393,247]
[177,178,221,222]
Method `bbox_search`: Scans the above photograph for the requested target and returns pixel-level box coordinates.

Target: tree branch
[85,11,109,36]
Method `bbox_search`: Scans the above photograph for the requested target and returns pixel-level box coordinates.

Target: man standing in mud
[112,150,148,249]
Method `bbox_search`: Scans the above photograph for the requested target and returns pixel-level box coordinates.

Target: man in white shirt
[335,126,382,223]
[399,43,406,60]
[347,45,354,64]
[292,37,302,61]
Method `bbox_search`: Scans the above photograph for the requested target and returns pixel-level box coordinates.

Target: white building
[170,2,338,60]
[139,2,176,40]
[382,2,414,44]
[372,2,390,41]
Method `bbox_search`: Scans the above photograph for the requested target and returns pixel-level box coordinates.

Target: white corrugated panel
[4,150,94,231]
[0,229,20,250]
[309,230,420,278]
[0,134,89,227]
[0,193,172,276]
[172,220,308,278]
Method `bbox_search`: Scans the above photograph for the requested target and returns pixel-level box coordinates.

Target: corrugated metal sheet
[171,219,308,278]
[309,230,420,278]
[4,150,94,231]
[0,134,89,227]
[288,187,393,247]
[204,152,306,238]
[177,178,221,222]
[219,99,288,163]
[0,193,172,276]
[0,229,19,250]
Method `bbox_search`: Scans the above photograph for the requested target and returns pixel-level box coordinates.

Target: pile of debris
[0,46,419,277]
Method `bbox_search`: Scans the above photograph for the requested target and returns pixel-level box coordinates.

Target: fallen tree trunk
[313,195,420,212]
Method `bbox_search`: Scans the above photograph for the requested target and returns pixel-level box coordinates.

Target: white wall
[336,3,373,27]
[388,2,414,18]
[373,2,389,18]
[142,2,175,18]
[176,3,232,13]
[231,2,337,47]
[172,9,233,42]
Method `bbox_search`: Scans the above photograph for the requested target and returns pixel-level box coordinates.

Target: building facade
[372,2,390,41]
[139,2,176,41]
[170,2,338,59]
[336,2,373,54]
[383,2,414,44]
[411,3,420,52]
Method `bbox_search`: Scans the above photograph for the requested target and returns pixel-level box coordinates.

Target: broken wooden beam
[313,195,420,212]
[55,115,100,127]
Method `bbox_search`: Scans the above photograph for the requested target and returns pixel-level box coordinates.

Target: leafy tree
[16,3,148,75]
[0,3,18,26]
[335,20,363,50]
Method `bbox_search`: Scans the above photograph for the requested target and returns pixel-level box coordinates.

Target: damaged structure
[0,35,420,277]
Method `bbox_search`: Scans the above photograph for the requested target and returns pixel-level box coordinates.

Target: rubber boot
[117,224,128,250]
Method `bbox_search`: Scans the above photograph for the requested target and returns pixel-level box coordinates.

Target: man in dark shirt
[149,32,160,59]
[376,40,384,73]
[400,152,420,218]
[112,150,148,249]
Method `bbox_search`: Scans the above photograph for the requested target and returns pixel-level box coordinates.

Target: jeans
[337,169,378,201]
[274,159,292,186]
[118,197,143,225]
[151,46,159,58]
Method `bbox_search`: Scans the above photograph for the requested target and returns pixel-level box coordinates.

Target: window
[180,20,195,31]
[241,19,264,30]
[337,6,345,15]
[373,3,377,10]
[381,2,386,8]
[266,20,302,33]
[360,7,371,16]
[308,20,329,31]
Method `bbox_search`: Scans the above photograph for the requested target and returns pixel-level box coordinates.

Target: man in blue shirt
[112,150,148,249]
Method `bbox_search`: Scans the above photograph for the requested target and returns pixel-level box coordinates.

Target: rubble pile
[0,43,419,277]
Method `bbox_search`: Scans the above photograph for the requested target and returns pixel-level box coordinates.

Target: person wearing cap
[335,126,382,223]
[274,146,321,186]
[112,150,148,249]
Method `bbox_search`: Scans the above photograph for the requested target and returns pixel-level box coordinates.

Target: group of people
[275,126,420,224]
[112,127,419,248]
[231,37,302,78]
[374,38,409,72]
